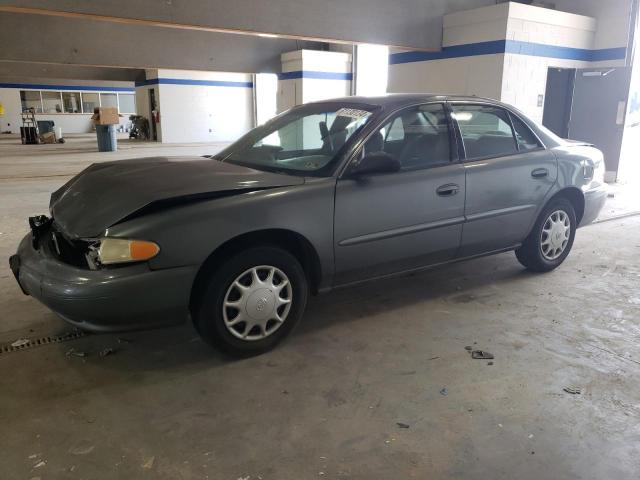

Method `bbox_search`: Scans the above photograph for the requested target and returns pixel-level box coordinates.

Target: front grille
[46,224,93,269]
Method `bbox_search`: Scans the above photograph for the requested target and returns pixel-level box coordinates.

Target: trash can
[37,120,55,135]
[96,124,117,152]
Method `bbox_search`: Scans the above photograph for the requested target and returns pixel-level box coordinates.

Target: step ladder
[21,108,39,144]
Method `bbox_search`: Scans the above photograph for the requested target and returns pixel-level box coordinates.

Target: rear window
[452,105,518,160]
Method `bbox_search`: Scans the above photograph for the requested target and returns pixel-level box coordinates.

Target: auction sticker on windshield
[336,108,371,119]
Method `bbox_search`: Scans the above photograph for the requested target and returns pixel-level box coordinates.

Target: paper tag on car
[336,108,370,119]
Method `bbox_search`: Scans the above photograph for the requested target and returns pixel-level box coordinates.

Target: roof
[307,93,500,109]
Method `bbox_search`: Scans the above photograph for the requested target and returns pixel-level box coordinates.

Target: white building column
[277,50,352,113]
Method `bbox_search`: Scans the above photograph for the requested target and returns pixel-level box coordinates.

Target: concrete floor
[1,134,640,479]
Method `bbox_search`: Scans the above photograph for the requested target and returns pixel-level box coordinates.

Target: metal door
[568,67,632,180]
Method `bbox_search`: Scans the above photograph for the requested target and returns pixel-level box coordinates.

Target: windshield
[215,103,376,176]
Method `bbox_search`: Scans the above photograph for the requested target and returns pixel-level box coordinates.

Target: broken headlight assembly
[87,238,160,268]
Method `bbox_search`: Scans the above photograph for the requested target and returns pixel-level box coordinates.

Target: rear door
[450,103,557,257]
[333,103,465,285]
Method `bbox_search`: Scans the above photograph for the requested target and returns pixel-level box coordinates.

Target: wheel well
[189,229,322,313]
[551,187,585,224]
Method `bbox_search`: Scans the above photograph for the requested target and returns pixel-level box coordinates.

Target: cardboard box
[91,107,120,125]
[41,131,56,144]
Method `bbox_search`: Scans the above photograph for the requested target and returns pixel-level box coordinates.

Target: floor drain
[0,331,87,355]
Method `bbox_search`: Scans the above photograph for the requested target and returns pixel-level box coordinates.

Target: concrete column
[277,50,352,112]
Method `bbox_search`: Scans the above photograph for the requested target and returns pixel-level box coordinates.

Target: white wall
[141,69,254,144]
[388,54,505,99]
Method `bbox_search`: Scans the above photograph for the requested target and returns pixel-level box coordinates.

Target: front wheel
[194,246,308,357]
[515,198,577,272]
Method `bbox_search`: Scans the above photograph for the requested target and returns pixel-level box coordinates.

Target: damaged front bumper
[10,232,198,332]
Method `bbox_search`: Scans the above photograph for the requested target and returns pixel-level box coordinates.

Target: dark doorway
[542,67,576,138]
[149,88,158,141]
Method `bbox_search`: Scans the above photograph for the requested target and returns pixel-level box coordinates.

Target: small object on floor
[33,460,46,468]
[99,347,117,357]
[428,356,440,361]
[464,346,473,351]
[563,386,581,395]
[471,350,494,360]
[117,337,132,344]
[142,456,155,469]
[11,338,30,348]
[487,361,494,366]
[58,138,66,143]
[440,388,448,396]
[607,192,615,198]
[396,422,410,429]
[66,348,86,358]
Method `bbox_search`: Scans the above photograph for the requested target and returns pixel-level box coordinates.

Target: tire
[515,197,577,272]
[194,246,308,357]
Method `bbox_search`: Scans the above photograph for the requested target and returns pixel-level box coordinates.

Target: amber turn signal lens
[129,240,160,261]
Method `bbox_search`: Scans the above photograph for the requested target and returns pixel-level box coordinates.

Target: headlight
[98,238,160,265]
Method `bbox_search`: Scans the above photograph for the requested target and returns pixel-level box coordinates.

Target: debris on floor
[99,347,117,357]
[471,350,494,360]
[142,456,155,469]
[117,337,132,344]
[563,386,582,395]
[440,387,448,396]
[487,361,494,366]
[33,460,46,468]
[11,338,29,348]
[68,442,95,455]
[65,348,86,358]
[464,346,473,351]
[396,422,410,429]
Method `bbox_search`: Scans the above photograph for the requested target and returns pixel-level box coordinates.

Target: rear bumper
[580,183,608,227]
[10,233,197,332]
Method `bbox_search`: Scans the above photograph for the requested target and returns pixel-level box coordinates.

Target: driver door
[333,103,466,285]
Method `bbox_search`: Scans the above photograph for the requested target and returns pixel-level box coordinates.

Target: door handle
[436,183,460,196]
[531,168,549,179]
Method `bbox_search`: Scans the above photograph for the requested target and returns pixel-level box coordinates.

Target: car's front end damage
[9,155,308,332]
[10,216,198,332]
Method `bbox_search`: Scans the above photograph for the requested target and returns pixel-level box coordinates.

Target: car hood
[50,156,305,238]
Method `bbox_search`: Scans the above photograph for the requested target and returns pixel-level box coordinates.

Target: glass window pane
[118,94,136,113]
[510,114,542,151]
[62,92,81,113]
[82,93,99,114]
[41,91,62,113]
[364,104,450,171]
[100,93,117,108]
[452,105,517,160]
[20,91,42,113]
[221,105,373,174]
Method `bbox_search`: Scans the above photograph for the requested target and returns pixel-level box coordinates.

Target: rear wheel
[194,246,308,357]
[515,198,577,272]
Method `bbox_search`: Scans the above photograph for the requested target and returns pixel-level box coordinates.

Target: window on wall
[41,91,63,113]
[20,91,42,113]
[100,93,117,108]
[62,92,81,113]
[118,93,136,113]
[82,93,100,114]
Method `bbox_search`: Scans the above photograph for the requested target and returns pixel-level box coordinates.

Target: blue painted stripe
[0,82,134,92]
[389,39,627,64]
[136,78,253,88]
[278,71,353,81]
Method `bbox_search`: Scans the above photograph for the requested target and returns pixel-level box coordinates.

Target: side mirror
[350,152,401,176]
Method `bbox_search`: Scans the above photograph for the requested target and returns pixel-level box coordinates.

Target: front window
[217,103,376,175]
